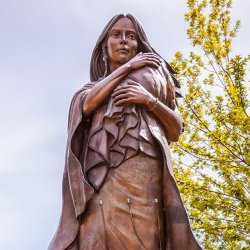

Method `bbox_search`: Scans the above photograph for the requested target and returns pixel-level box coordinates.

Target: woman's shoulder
[81,81,97,91]
[69,81,95,107]
[71,81,96,98]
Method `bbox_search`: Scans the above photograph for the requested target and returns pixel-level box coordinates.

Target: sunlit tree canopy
[170,0,249,249]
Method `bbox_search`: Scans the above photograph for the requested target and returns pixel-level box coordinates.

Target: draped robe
[48,62,203,250]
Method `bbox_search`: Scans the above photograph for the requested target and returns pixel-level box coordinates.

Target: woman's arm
[112,81,183,142]
[147,97,183,142]
[83,64,130,117]
[83,53,161,117]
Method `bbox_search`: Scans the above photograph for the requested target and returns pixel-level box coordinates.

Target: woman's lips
[117,48,129,53]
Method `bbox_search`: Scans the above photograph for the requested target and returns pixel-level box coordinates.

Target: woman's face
[106,17,139,71]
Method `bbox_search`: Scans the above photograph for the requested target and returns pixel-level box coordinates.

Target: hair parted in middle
[89,13,180,89]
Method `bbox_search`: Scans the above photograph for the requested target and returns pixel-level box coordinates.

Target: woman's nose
[120,33,127,44]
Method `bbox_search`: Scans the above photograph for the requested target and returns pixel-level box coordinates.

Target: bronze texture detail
[49,14,203,250]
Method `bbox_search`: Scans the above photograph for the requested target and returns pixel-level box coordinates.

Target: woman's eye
[113,32,120,38]
[128,34,135,40]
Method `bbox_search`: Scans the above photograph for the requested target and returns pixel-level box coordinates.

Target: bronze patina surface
[49,14,203,250]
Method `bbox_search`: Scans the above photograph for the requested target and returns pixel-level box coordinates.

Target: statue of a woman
[49,14,202,250]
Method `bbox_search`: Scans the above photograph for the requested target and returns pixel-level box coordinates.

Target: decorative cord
[99,199,110,250]
[155,198,163,250]
[102,46,108,77]
[127,198,147,250]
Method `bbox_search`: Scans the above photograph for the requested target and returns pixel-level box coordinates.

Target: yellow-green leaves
[185,0,240,62]
[170,0,250,249]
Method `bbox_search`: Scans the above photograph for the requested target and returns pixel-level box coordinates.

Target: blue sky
[0,0,249,249]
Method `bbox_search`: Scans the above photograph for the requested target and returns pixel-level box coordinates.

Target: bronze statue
[49,14,202,250]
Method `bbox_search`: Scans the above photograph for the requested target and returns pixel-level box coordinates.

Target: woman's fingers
[113,93,128,102]
[113,82,140,95]
[112,88,127,96]
[112,83,139,104]
[145,60,160,68]
[112,88,137,99]
[115,97,133,106]
[145,56,161,63]
[129,52,162,70]
[142,52,159,57]
[142,56,161,68]
[142,53,161,61]
[136,52,162,65]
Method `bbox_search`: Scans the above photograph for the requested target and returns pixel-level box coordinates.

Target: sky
[0,0,249,249]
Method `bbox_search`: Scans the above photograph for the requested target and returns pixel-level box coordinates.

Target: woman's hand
[112,80,155,107]
[82,53,161,117]
[125,52,162,71]
[112,80,183,141]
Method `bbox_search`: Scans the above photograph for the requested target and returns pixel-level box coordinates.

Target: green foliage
[170,0,250,249]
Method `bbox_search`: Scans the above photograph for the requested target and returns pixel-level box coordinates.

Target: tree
[170,0,250,249]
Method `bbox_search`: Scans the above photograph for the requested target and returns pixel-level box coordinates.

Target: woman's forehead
[110,17,136,32]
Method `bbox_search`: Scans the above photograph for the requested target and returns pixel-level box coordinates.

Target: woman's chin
[115,53,132,64]
[118,58,131,66]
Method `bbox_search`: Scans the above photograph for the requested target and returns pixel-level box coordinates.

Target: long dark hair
[90,14,180,88]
